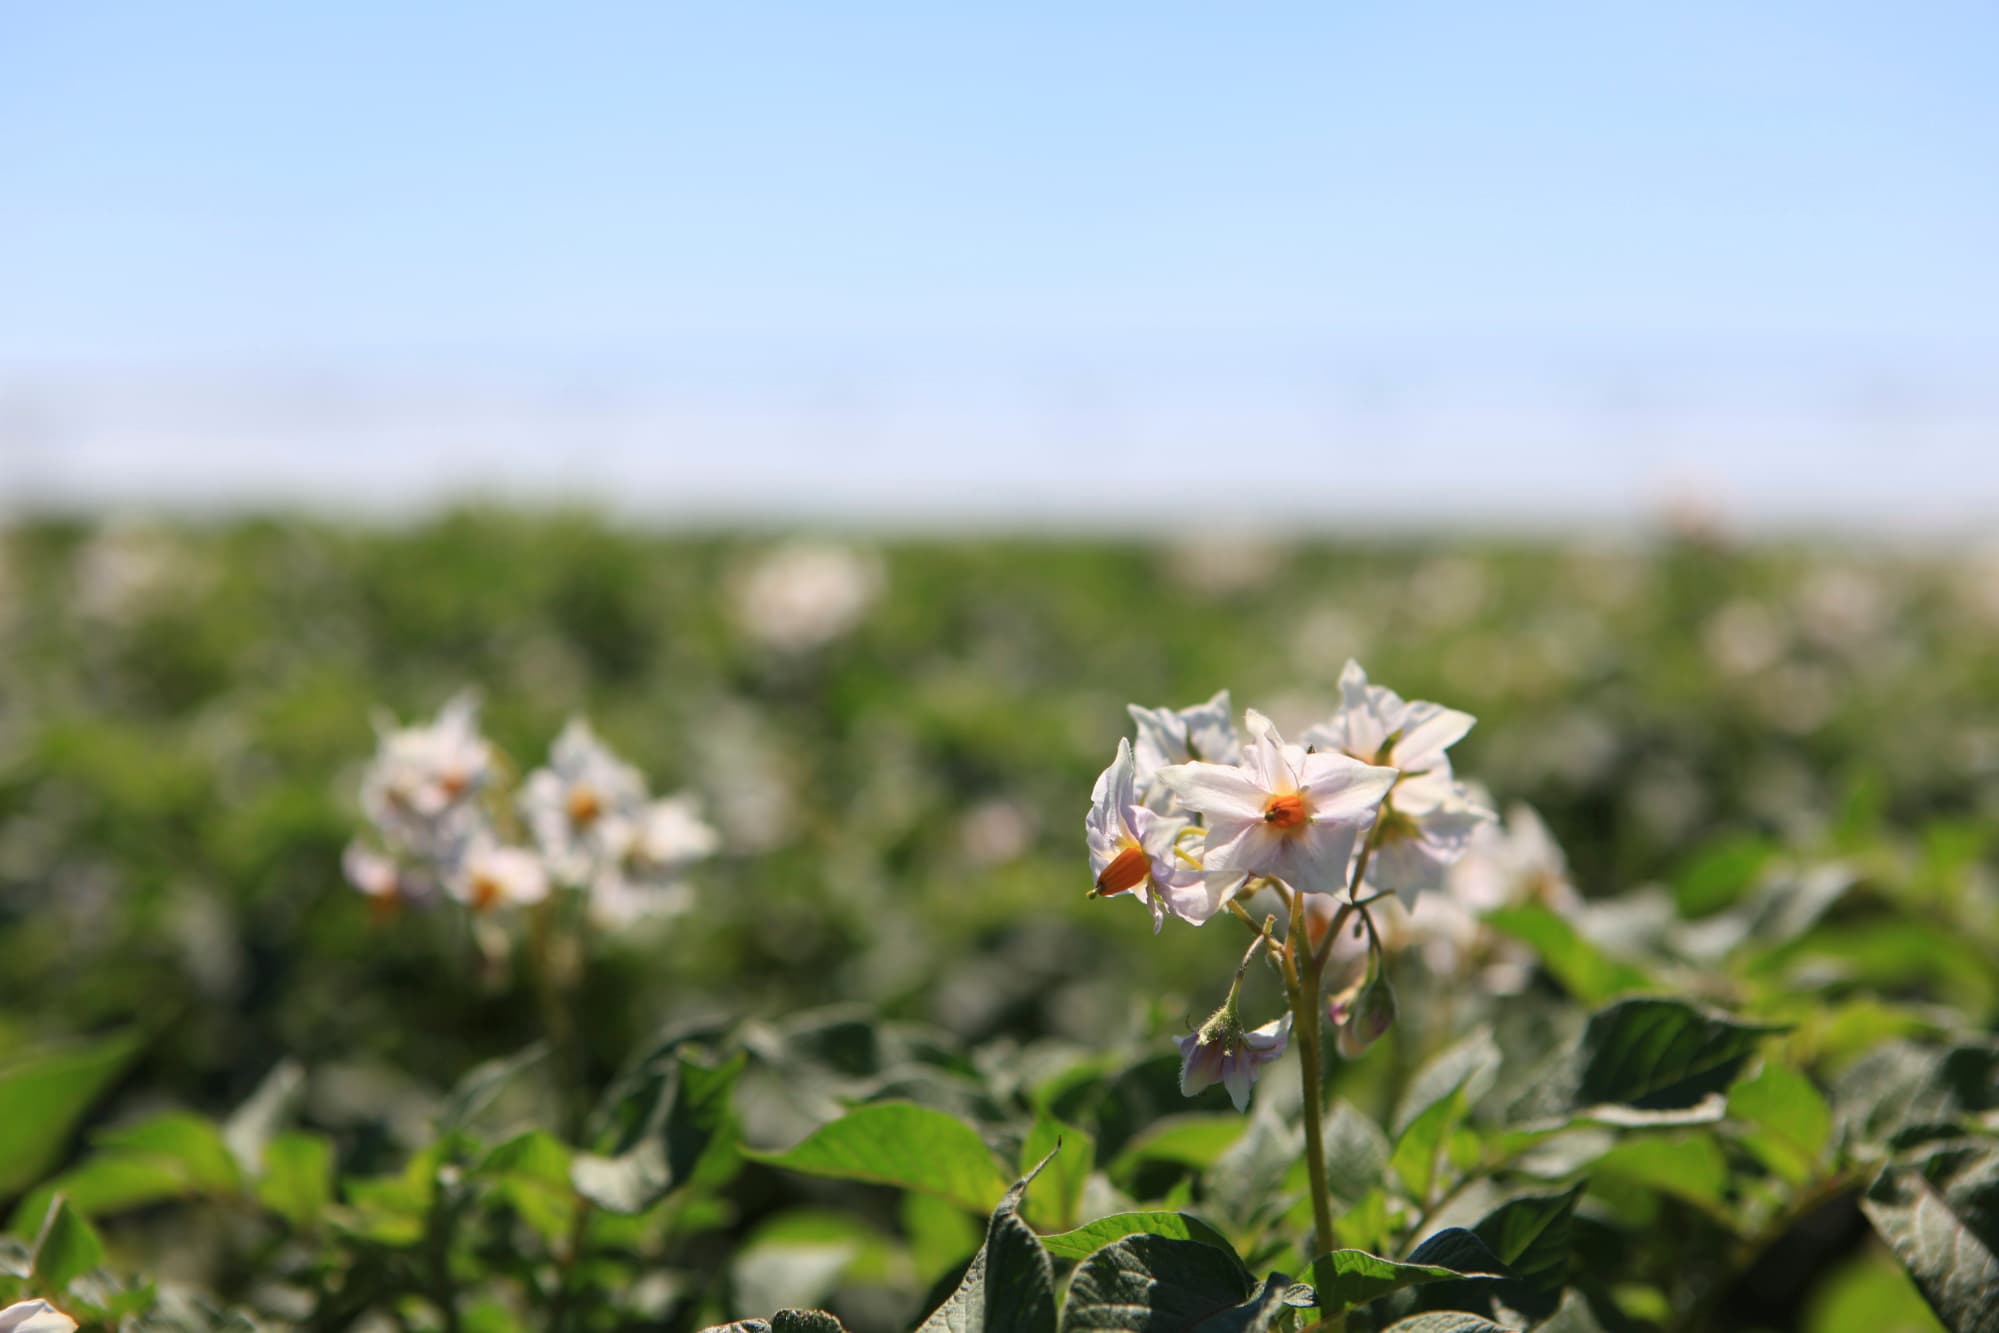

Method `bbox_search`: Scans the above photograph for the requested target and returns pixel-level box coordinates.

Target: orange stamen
[567,785,603,825]
[439,770,469,800]
[469,874,503,910]
[1094,843,1152,896]
[1263,791,1309,829]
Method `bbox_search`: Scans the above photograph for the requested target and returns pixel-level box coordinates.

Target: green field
[0,512,1993,1332]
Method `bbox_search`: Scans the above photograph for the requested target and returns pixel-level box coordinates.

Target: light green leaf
[1303,1233,1505,1315]
[1592,1134,1730,1210]
[1392,1086,1471,1204]
[1107,1116,1246,1184]
[0,1031,144,1195]
[1037,1212,1238,1264]
[1020,1116,1093,1233]
[1728,1062,1832,1185]
[1320,1101,1392,1204]
[750,1102,1010,1215]
[1394,1030,1501,1140]
[1484,905,1655,1004]
[256,1132,334,1230]
[903,1191,984,1286]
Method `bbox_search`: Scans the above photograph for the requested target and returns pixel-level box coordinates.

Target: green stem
[1284,889,1345,1329]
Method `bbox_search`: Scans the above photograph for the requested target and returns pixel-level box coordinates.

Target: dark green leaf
[1514,999,1780,1126]
[574,1049,745,1214]
[1834,1040,1999,1155]
[1037,1213,1238,1264]
[918,1151,1058,1333]
[1303,1237,1505,1315]
[1057,1234,1250,1333]
[1320,1101,1392,1204]
[1394,1030,1501,1140]
[1383,1316,1515,1333]
[1861,1142,1999,1333]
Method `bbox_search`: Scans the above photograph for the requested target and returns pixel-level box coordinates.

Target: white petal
[1205,821,1289,878]
[1297,753,1400,821]
[1159,762,1268,823]
[1242,726,1295,794]
[1394,704,1476,773]
[1183,690,1241,764]
[0,1301,80,1332]
[1220,1054,1257,1111]
[1275,821,1363,895]
[1126,704,1190,781]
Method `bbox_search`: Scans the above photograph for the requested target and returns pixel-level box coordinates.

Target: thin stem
[1285,888,1344,1327]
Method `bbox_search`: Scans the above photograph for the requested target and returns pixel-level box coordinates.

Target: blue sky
[3,2,1996,526]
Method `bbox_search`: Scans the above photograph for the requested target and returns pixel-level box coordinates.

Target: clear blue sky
[3,3,1996,526]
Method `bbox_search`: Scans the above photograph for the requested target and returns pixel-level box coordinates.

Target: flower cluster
[1087,665,1494,1109]
[344,696,719,930]
[1088,665,1493,928]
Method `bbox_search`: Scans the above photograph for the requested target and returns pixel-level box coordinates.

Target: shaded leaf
[918,1151,1058,1333]
[1057,1234,1250,1333]
[31,1197,106,1292]
[0,1032,143,1195]
[1861,1142,1999,1333]
[1037,1213,1238,1264]
[1304,1234,1505,1315]
[1484,906,1654,1005]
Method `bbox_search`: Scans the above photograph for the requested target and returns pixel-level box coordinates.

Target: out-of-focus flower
[1127,690,1240,794]
[587,793,721,926]
[1087,740,1227,930]
[959,797,1035,867]
[444,837,550,912]
[521,719,648,884]
[1177,1008,1292,1111]
[1161,713,1397,895]
[1301,660,1474,778]
[342,842,401,901]
[359,693,493,851]
[733,542,883,653]
[0,1300,78,1332]
[1703,600,1784,677]
[1300,663,1492,900]
[1404,800,1582,994]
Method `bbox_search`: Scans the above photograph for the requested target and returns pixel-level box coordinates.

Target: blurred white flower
[1703,599,1785,677]
[1161,713,1397,896]
[1798,566,1887,651]
[586,793,721,926]
[959,798,1035,867]
[72,521,210,622]
[342,841,401,900]
[0,1300,78,1332]
[359,692,492,852]
[1164,538,1282,597]
[1127,690,1240,795]
[734,542,882,653]
[1401,801,1579,994]
[520,719,649,884]
[1177,1010,1292,1111]
[1301,662,1492,900]
[1087,739,1225,931]
[444,837,550,912]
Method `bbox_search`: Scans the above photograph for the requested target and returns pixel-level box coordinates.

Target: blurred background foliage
[2,509,1993,1136]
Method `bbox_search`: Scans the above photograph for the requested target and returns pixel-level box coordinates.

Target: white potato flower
[1160,712,1397,896]
[734,542,882,653]
[444,836,551,913]
[1127,690,1241,800]
[1087,739,1230,931]
[585,793,722,927]
[520,719,649,885]
[359,692,493,851]
[0,1301,78,1332]
[1177,1010,1292,1112]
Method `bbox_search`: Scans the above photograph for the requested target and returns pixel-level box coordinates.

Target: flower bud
[1332,972,1397,1060]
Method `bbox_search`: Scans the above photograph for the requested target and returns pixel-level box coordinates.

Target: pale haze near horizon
[3,2,1995,533]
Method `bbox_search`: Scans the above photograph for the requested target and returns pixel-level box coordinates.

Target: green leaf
[256,1132,334,1230]
[1591,1134,1730,1210]
[0,1031,143,1195]
[477,1130,576,1242]
[1392,1086,1472,1204]
[574,1049,745,1214]
[1834,1039,1999,1154]
[699,1312,849,1333]
[1019,1116,1093,1233]
[1728,1062,1832,1185]
[31,1197,106,1292]
[1057,1234,1251,1332]
[1320,1101,1391,1204]
[1394,1030,1502,1140]
[750,1101,1009,1217]
[1304,1235,1505,1315]
[1037,1212,1239,1263]
[918,1152,1058,1333]
[438,1043,549,1133]
[1515,999,1781,1127]
[10,1110,242,1231]
[1382,1315,1514,1333]
[96,1112,241,1191]
[904,1191,985,1285]
[1485,905,1655,1004]
[1861,1142,1999,1333]
[1458,1184,1582,1319]
[1106,1116,1247,1184]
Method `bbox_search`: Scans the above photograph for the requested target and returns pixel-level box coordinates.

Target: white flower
[1362,769,1495,902]
[521,719,649,884]
[359,692,493,849]
[1176,1010,1293,1112]
[1300,660,1475,777]
[0,1301,78,1332]
[734,543,882,653]
[1159,714,1397,895]
[444,837,550,912]
[584,794,719,927]
[1087,740,1232,931]
[342,841,400,899]
[1127,691,1242,806]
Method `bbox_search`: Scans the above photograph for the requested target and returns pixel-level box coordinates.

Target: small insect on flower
[1177,1008,1294,1112]
[0,1301,78,1333]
